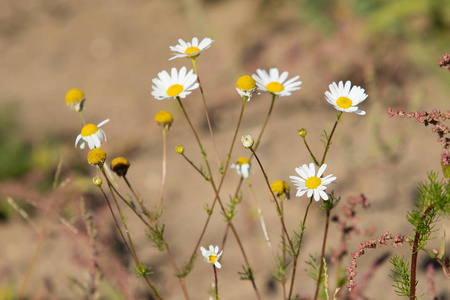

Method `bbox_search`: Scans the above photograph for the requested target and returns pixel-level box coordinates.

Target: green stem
[191,58,221,168]
[288,197,313,299]
[158,127,167,210]
[314,210,330,300]
[320,112,343,166]
[250,147,295,254]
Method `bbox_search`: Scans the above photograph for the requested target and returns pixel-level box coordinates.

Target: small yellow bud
[298,128,307,138]
[93,176,102,187]
[111,157,130,177]
[175,145,184,154]
[87,148,107,166]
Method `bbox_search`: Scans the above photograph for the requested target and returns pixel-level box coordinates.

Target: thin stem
[320,112,343,166]
[178,96,260,299]
[410,205,434,300]
[288,197,313,299]
[281,199,287,300]
[213,265,219,300]
[191,58,221,168]
[314,210,330,300]
[302,136,320,166]
[247,178,275,260]
[181,153,209,180]
[187,96,247,262]
[158,127,167,210]
[250,147,295,254]
[78,111,86,125]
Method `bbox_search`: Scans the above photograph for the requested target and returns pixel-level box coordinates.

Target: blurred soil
[1,0,450,299]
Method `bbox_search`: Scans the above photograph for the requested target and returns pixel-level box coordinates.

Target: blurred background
[1,0,450,299]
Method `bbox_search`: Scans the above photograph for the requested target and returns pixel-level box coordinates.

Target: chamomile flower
[151,67,199,100]
[325,81,367,115]
[75,119,109,150]
[169,37,214,60]
[231,157,251,179]
[289,163,336,201]
[200,245,223,269]
[252,68,302,96]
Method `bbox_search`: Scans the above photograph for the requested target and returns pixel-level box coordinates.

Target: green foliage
[135,263,152,277]
[321,191,340,211]
[389,255,413,298]
[304,253,323,281]
[238,265,255,282]
[176,255,196,278]
[407,172,450,251]
[272,254,290,284]
[146,224,166,251]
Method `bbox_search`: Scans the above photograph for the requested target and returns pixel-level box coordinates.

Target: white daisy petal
[215,262,222,269]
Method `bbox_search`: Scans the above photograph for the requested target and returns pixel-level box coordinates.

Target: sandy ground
[1,0,450,299]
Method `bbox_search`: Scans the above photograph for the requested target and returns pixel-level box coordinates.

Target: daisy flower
[325,81,368,115]
[200,245,223,269]
[252,68,302,96]
[241,135,254,149]
[151,67,199,100]
[231,157,251,179]
[75,119,109,150]
[289,163,336,201]
[65,88,85,112]
[169,37,214,60]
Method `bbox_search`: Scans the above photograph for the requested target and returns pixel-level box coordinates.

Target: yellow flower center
[81,124,99,137]
[87,148,107,166]
[65,88,85,104]
[236,75,256,90]
[167,84,184,97]
[305,176,321,189]
[266,82,284,93]
[185,46,200,54]
[208,254,217,264]
[154,110,174,124]
[336,96,353,109]
[237,157,250,165]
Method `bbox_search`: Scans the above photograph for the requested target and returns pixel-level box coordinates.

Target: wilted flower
[65,88,86,112]
[231,157,251,179]
[75,119,109,150]
[236,75,256,100]
[87,148,107,167]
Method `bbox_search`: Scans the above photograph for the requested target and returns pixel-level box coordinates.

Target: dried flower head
[271,180,290,199]
[111,157,130,177]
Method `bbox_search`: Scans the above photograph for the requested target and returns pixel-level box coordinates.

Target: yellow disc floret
[305,176,321,189]
[93,176,102,187]
[111,157,130,177]
[236,157,250,165]
[237,75,256,91]
[65,88,85,104]
[155,110,174,125]
[87,148,107,166]
[184,46,200,58]
[208,255,217,264]
[81,124,99,137]
[266,82,284,94]
[167,84,184,97]
[336,96,352,109]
